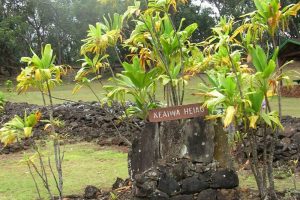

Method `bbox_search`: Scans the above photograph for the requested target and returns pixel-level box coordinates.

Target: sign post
[148,103,208,122]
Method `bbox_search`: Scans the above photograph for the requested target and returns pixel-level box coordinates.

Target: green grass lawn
[0,142,128,200]
[239,170,300,193]
[0,141,298,200]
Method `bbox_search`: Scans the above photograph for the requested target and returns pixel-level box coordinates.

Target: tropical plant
[193,1,299,196]
[17,44,66,106]
[104,56,161,119]
[0,111,40,146]
[123,7,198,106]
[237,0,300,118]
[16,44,66,200]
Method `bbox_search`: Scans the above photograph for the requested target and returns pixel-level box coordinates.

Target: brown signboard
[148,103,208,122]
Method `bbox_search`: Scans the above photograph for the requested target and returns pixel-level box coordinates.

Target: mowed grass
[2,77,300,117]
[0,142,298,200]
[239,170,300,193]
[0,142,128,200]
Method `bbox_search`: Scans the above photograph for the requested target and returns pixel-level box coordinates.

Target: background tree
[0,0,219,76]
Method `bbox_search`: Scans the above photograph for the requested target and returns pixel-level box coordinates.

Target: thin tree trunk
[250,133,267,199]
[262,127,267,190]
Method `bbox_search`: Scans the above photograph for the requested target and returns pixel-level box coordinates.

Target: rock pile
[0,102,143,154]
[1,102,299,166]
[133,159,239,200]
[236,116,300,167]
[281,85,300,98]
[275,116,300,163]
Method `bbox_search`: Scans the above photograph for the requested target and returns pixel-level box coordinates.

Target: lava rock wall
[0,102,142,154]
[133,160,239,200]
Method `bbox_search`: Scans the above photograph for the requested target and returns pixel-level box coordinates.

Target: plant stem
[272,37,282,120]
[31,144,54,200]
[105,58,116,78]
[54,139,63,199]
[40,90,46,106]
[141,15,178,105]
[114,46,123,65]
[48,157,60,195]
[46,81,63,199]
[27,162,42,200]
[46,82,54,121]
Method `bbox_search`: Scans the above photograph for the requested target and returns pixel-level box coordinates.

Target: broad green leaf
[248,90,264,113]
[250,46,267,72]
[263,59,276,78]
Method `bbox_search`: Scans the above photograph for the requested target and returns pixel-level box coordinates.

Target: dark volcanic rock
[181,175,209,194]
[134,180,156,197]
[157,174,180,195]
[210,169,239,189]
[184,118,215,163]
[170,194,194,200]
[0,102,143,154]
[112,177,125,190]
[130,122,160,178]
[151,190,169,200]
[197,189,217,200]
[84,185,101,199]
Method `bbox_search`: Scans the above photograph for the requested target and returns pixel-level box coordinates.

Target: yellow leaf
[267,89,275,97]
[205,114,222,120]
[249,115,259,129]
[35,69,42,81]
[224,106,235,128]
[23,127,33,137]
[44,123,52,131]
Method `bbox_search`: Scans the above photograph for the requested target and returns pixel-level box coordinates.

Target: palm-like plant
[0,111,40,146]
[124,7,198,106]
[104,56,161,119]
[251,0,300,37]
[17,44,66,105]
[192,8,300,197]
[16,44,65,199]
[80,13,124,56]
[238,0,300,118]
[75,54,109,82]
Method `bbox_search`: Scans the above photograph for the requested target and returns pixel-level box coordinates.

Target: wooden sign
[148,103,208,122]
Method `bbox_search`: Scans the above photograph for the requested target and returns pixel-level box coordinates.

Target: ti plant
[123,2,198,107]
[238,0,300,119]
[194,0,300,197]
[0,111,41,146]
[17,44,67,106]
[15,44,66,200]
[104,56,161,119]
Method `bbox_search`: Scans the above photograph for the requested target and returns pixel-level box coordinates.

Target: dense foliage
[0,0,214,75]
